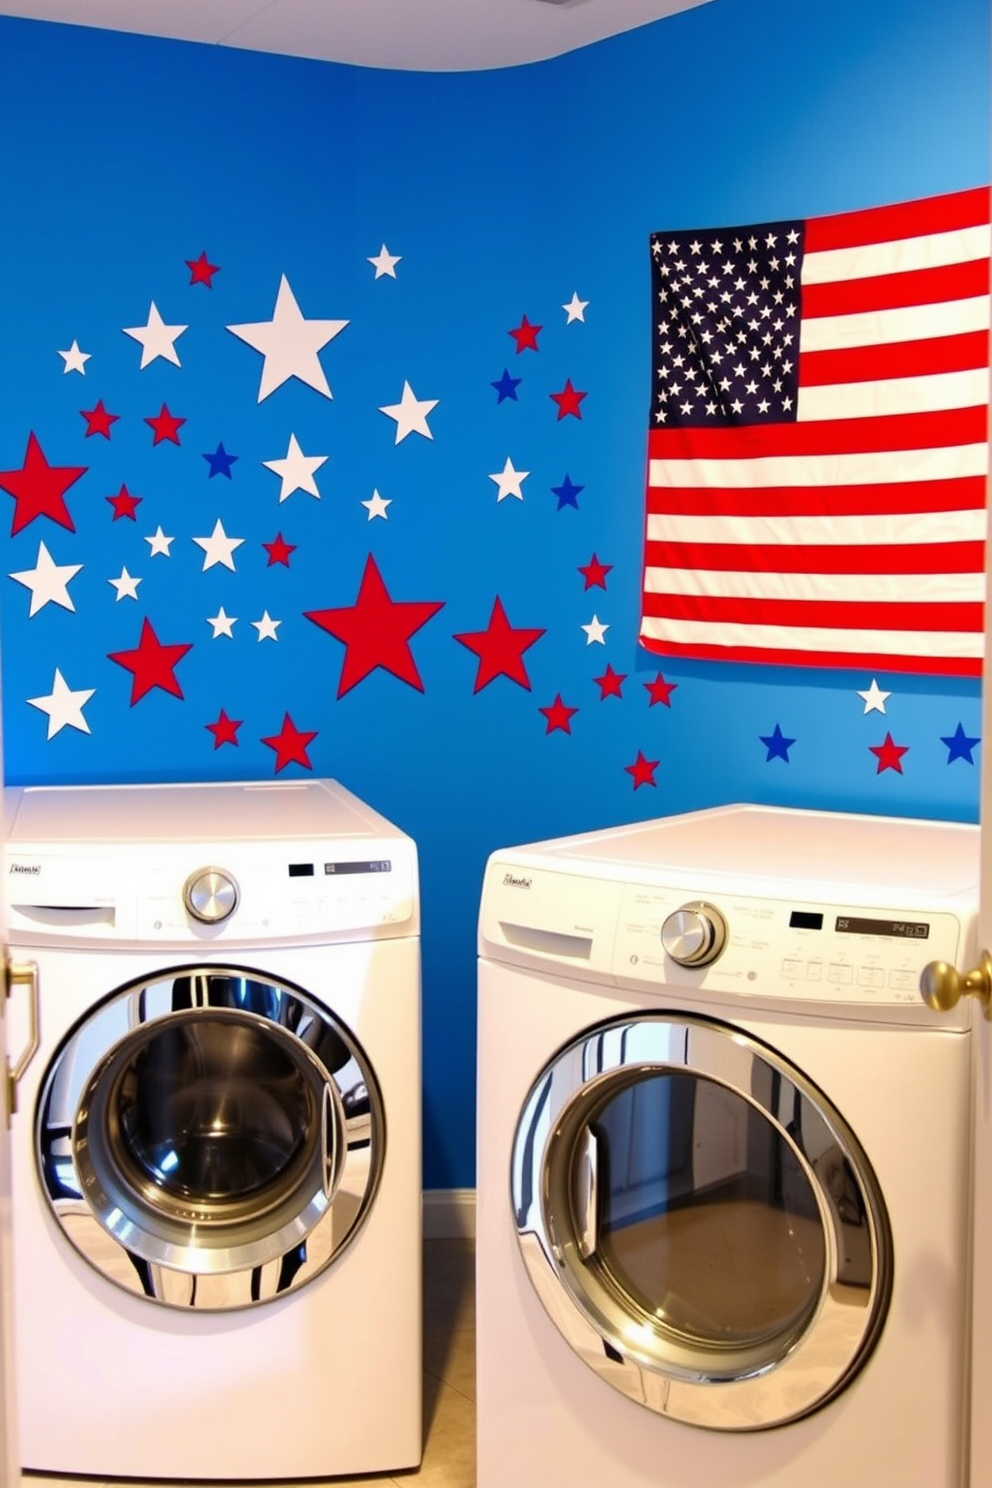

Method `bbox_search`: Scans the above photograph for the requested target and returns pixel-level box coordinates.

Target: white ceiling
[0,0,713,71]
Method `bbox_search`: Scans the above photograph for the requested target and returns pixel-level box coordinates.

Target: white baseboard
[423,1188,476,1240]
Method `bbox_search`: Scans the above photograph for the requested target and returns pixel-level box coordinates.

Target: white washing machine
[476,803,980,1488]
[3,778,422,1481]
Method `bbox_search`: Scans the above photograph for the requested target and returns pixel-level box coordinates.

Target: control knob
[661,901,727,967]
[183,867,239,924]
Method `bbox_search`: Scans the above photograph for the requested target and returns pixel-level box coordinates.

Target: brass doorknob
[920,951,992,1018]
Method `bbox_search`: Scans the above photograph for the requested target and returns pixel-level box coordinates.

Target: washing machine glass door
[511,1013,892,1431]
[37,965,385,1309]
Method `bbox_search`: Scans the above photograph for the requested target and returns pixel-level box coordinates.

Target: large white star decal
[379,381,439,444]
[122,302,188,369]
[193,519,245,572]
[489,458,529,502]
[9,541,82,616]
[227,276,349,402]
[27,668,95,739]
[263,433,327,501]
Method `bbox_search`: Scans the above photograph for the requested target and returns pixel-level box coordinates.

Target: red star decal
[304,554,445,698]
[550,379,587,420]
[454,597,546,693]
[870,732,909,774]
[0,432,86,536]
[80,399,119,439]
[108,617,193,705]
[539,695,579,734]
[645,673,678,708]
[594,663,627,700]
[578,554,612,590]
[106,483,142,521]
[206,709,242,749]
[263,532,297,568]
[261,713,318,773]
[508,315,542,353]
[186,251,220,287]
[144,404,186,446]
[625,750,660,790]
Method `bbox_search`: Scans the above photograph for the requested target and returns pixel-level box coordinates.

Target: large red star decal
[550,378,587,420]
[108,617,193,704]
[539,695,578,734]
[186,251,220,287]
[594,663,627,700]
[144,404,186,446]
[870,732,909,774]
[304,554,445,697]
[578,553,612,590]
[106,483,142,521]
[206,709,242,749]
[645,673,678,708]
[261,713,317,773]
[80,399,119,439]
[0,432,87,536]
[263,532,296,568]
[625,750,660,790]
[454,597,546,692]
[508,315,542,353]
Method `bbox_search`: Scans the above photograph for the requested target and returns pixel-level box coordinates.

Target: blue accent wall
[0,0,988,1187]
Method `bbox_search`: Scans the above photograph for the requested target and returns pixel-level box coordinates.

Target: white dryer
[4,778,422,1481]
[476,803,979,1488]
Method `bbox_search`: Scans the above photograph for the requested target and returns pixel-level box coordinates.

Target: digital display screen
[789,911,824,930]
[324,860,392,876]
[288,863,315,878]
[835,916,929,939]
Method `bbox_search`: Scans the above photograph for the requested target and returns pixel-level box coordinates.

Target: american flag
[639,186,990,676]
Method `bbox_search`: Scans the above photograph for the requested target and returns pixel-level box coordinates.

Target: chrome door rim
[511,1013,892,1431]
[36,964,385,1310]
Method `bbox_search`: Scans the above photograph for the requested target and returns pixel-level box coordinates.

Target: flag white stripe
[797,368,989,422]
[648,441,989,490]
[645,507,983,547]
[643,567,985,603]
[798,294,990,352]
[639,614,985,659]
[802,224,991,285]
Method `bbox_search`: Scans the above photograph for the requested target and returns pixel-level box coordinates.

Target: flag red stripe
[801,258,989,320]
[638,633,983,677]
[648,405,986,459]
[645,474,986,518]
[644,539,984,575]
[798,330,989,387]
[803,186,990,254]
[641,591,982,632]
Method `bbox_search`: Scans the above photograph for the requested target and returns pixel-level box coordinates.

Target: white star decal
[9,541,82,616]
[379,381,438,444]
[145,527,174,557]
[581,614,609,645]
[122,302,188,369]
[207,607,237,639]
[227,275,348,402]
[108,567,141,602]
[858,678,892,714]
[252,611,281,642]
[263,433,327,502]
[27,668,95,739]
[57,339,90,375]
[193,518,245,572]
[489,458,529,502]
[368,244,402,279]
[362,489,391,520]
[562,292,589,323]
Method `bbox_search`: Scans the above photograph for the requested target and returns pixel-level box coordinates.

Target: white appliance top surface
[500,803,979,900]
[5,778,409,847]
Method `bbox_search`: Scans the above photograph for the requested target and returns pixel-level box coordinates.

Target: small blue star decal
[940,722,981,764]
[491,368,521,403]
[203,442,238,478]
[760,724,795,762]
[551,473,583,510]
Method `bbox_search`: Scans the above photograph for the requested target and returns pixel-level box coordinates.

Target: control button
[661,901,728,967]
[858,967,885,988]
[828,964,853,985]
[805,963,823,982]
[781,959,804,979]
[888,969,918,991]
[183,867,239,924]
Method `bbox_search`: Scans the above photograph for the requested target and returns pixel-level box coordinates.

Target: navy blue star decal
[940,722,981,764]
[551,473,583,510]
[760,724,795,762]
[203,442,238,478]
[491,368,522,403]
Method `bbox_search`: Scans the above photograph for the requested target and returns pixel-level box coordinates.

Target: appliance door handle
[6,957,40,1123]
[575,1125,599,1262]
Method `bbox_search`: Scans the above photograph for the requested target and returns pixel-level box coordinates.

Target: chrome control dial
[183,867,239,924]
[661,901,727,967]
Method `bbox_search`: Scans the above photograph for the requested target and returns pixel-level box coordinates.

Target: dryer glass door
[511,1013,892,1431]
[36,965,384,1310]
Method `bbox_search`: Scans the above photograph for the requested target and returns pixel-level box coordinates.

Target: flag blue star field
[639,186,990,676]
